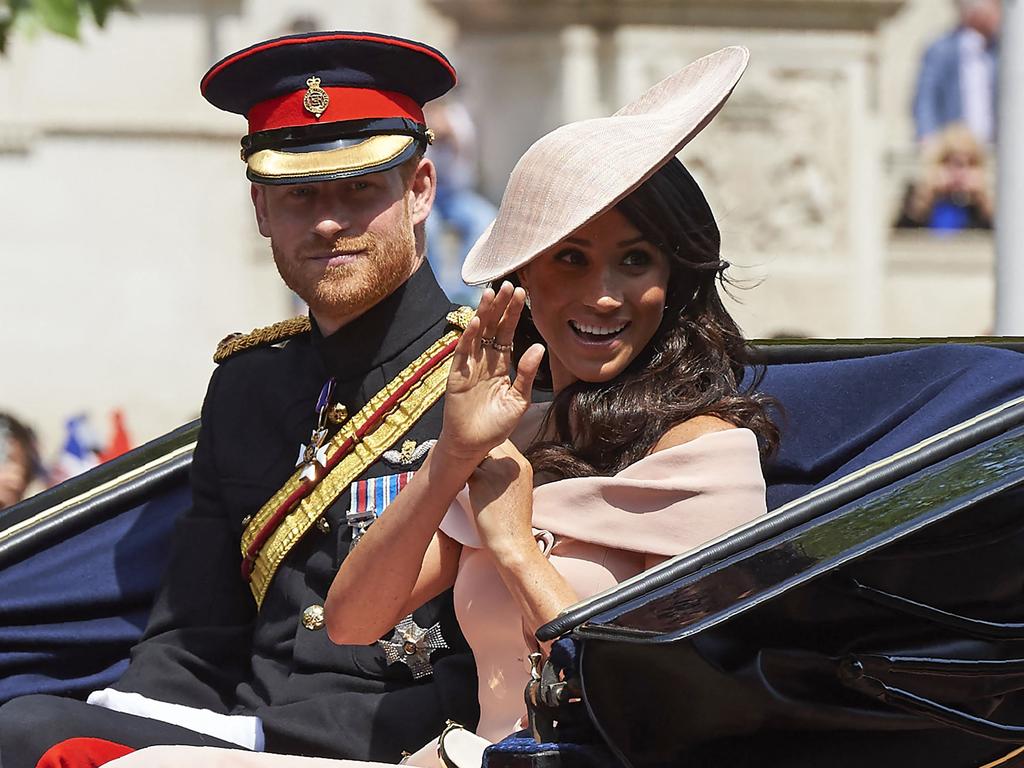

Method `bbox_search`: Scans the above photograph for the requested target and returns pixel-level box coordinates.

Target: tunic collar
[310,263,453,381]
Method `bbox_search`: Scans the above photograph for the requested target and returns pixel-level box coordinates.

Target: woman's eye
[351,180,371,192]
[553,248,586,265]
[622,249,652,267]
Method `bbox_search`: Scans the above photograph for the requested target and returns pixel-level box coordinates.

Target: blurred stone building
[0,0,992,454]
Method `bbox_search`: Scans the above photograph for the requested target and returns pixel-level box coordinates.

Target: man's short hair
[398,148,427,188]
[956,0,996,13]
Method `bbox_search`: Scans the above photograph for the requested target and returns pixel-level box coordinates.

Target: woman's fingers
[493,286,525,347]
[478,282,515,342]
[450,315,481,380]
[511,343,546,403]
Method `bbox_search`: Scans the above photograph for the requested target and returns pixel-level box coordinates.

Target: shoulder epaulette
[214,316,312,364]
[446,306,474,331]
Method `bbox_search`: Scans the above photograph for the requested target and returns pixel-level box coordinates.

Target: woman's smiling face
[518,207,671,392]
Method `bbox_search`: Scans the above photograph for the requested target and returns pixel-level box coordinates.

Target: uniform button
[316,517,331,534]
[240,514,253,527]
[327,403,348,425]
[301,604,325,631]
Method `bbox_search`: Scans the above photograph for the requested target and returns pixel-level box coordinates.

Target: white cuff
[86,688,264,751]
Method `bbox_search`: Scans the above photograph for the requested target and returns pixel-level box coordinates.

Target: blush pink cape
[440,426,767,556]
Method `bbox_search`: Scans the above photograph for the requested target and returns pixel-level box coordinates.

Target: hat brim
[246,135,418,185]
[461,46,749,285]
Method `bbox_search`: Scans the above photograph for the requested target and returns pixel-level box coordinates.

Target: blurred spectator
[913,0,1001,144]
[896,123,994,230]
[0,412,40,510]
[424,97,496,304]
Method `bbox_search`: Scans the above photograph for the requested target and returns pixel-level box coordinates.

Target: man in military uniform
[0,31,478,767]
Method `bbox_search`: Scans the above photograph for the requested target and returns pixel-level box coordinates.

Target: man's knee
[0,694,74,736]
[0,695,91,767]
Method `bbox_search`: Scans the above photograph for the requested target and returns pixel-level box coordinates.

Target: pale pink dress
[109,428,766,768]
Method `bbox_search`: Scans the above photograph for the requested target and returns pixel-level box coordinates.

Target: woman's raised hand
[438,282,546,464]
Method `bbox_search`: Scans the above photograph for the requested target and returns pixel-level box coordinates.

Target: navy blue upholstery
[759,345,1024,509]
[0,487,187,702]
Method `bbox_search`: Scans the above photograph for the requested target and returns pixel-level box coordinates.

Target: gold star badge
[377,615,448,679]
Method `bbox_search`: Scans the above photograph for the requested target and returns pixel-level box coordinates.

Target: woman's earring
[523,289,532,310]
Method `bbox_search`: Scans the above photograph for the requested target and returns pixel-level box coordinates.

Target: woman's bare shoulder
[650,415,738,454]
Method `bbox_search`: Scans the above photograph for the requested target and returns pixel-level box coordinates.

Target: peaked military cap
[201,31,457,185]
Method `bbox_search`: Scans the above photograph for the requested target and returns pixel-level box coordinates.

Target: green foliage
[0,0,132,54]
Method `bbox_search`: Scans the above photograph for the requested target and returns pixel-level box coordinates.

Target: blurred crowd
[0,409,133,511]
[899,0,1000,232]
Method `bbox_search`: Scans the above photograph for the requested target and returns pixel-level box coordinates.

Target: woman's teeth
[569,320,629,339]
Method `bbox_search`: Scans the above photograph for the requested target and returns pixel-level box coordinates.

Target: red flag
[99,409,133,463]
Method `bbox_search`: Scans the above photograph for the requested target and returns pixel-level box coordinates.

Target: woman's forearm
[325,440,477,644]
[488,537,580,646]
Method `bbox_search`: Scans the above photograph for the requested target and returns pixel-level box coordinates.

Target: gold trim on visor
[247,134,415,180]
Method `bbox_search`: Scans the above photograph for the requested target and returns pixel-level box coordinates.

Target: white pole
[996,0,1024,334]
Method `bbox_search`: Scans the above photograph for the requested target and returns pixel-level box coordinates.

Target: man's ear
[251,184,272,238]
[408,157,436,227]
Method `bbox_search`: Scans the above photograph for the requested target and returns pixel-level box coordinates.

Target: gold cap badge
[303,76,330,119]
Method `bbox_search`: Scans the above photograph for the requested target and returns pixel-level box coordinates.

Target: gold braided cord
[446,306,474,331]
[242,330,459,607]
[213,316,312,364]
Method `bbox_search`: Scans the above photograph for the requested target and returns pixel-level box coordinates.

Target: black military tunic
[0,266,478,765]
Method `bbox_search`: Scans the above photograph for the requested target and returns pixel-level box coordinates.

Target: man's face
[964,0,1001,40]
[252,159,434,334]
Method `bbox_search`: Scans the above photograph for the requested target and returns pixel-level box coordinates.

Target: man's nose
[311,201,352,241]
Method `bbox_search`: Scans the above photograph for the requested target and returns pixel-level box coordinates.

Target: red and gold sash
[240,308,471,607]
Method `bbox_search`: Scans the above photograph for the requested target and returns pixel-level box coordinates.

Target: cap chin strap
[241,117,429,160]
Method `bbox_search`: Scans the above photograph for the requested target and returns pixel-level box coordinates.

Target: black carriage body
[4,338,1024,767]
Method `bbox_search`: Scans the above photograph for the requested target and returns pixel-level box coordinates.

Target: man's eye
[289,186,315,199]
[351,180,371,191]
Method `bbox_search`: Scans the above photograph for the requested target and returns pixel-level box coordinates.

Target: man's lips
[309,249,367,266]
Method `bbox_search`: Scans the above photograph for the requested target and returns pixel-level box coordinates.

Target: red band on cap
[247,87,425,134]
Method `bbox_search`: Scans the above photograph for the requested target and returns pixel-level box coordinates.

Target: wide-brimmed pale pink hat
[461,46,749,285]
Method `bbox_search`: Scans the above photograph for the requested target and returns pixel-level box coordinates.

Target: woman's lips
[567,319,630,346]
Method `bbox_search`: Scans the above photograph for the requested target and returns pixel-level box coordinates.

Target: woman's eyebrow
[617,235,646,247]
[564,237,590,246]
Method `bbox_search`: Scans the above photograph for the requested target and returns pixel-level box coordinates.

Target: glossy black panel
[578,427,1024,641]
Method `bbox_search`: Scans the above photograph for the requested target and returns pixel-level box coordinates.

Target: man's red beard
[272,214,416,326]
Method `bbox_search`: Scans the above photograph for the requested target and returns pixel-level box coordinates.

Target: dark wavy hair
[503,158,778,480]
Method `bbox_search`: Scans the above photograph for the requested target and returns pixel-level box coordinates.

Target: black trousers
[0,695,242,768]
